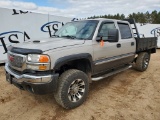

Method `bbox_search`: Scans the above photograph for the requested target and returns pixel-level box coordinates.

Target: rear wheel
[134,52,150,72]
[54,69,89,109]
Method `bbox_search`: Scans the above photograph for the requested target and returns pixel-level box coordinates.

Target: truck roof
[78,18,129,24]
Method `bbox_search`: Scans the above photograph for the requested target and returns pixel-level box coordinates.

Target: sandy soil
[0,50,160,120]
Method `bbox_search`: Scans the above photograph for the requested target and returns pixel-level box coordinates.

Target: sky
[0,0,159,18]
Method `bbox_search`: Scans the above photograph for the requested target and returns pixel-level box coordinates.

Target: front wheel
[134,52,150,72]
[54,69,89,109]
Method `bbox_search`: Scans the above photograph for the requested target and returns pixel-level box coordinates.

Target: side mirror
[107,29,119,42]
[96,29,119,42]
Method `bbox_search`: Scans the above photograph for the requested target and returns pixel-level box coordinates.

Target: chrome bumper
[5,63,53,83]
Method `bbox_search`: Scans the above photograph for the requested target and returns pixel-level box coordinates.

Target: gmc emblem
[9,55,14,62]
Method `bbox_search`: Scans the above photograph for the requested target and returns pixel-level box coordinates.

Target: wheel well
[150,48,156,53]
[55,59,92,82]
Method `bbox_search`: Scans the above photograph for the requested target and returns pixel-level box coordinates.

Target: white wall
[0,8,73,63]
[0,8,160,63]
[136,23,160,48]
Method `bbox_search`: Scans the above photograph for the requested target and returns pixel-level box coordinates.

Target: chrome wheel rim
[144,58,149,68]
[68,79,85,102]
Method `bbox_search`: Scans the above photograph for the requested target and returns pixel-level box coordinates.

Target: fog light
[39,65,47,70]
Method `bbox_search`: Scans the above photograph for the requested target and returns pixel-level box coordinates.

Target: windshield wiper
[61,35,76,39]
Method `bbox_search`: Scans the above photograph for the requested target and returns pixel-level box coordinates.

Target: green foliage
[87,10,160,24]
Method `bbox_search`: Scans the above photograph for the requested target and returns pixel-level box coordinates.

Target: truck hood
[12,37,85,51]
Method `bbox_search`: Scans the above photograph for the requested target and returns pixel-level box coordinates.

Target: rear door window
[118,23,132,39]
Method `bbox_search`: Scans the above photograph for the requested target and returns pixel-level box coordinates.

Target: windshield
[55,20,98,40]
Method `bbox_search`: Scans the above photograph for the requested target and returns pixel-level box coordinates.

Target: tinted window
[118,23,132,39]
[98,22,115,38]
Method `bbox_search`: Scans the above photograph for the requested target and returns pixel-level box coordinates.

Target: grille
[8,52,24,68]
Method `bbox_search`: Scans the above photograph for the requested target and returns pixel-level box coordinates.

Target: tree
[87,10,160,23]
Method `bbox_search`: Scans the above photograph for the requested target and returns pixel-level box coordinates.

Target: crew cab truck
[5,18,157,109]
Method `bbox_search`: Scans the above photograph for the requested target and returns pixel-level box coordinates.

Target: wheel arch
[53,53,93,76]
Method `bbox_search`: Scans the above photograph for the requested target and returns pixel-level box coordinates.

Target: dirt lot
[0,50,160,120]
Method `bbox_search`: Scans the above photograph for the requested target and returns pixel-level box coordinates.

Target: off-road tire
[134,52,150,72]
[54,69,89,109]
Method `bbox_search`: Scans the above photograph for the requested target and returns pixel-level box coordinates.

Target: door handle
[131,42,134,46]
[117,43,121,48]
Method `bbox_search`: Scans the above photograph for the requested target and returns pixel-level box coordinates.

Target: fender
[54,53,93,71]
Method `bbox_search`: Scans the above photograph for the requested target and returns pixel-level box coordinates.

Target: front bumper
[5,63,59,95]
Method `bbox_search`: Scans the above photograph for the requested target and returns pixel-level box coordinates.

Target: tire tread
[134,52,150,72]
[54,69,89,109]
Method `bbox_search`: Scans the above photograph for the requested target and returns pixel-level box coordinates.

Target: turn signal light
[39,55,49,63]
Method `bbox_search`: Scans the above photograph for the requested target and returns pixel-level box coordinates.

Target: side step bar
[92,65,132,81]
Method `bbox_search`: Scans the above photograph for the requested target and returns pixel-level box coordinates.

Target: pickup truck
[5,18,157,109]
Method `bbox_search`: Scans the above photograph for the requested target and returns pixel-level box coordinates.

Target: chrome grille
[8,52,24,68]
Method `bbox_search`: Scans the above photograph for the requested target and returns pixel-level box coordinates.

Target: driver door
[93,21,123,74]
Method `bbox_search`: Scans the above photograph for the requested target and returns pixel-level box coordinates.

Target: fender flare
[54,53,93,71]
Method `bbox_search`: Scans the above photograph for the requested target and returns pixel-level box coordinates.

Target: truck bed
[135,37,157,53]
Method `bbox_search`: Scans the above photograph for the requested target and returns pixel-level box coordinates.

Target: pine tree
[87,10,160,24]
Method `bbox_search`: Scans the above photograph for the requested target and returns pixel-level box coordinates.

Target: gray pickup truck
[5,18,157,109]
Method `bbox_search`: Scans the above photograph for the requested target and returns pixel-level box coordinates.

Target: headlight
[27,54,50,71]
[27,54,50,63]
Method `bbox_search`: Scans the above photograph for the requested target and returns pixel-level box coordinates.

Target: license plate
[6,72,12,84]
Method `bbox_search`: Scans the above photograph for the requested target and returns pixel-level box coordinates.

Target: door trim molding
[94,53,135,65]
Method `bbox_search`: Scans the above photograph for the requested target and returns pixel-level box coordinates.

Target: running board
[92,65,132,81]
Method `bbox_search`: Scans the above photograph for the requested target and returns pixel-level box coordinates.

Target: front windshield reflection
[54,20,98,40]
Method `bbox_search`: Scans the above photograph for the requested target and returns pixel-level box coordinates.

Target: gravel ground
[0,50,160,120]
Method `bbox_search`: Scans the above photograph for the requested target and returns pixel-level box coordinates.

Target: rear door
[116,22,136,61]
